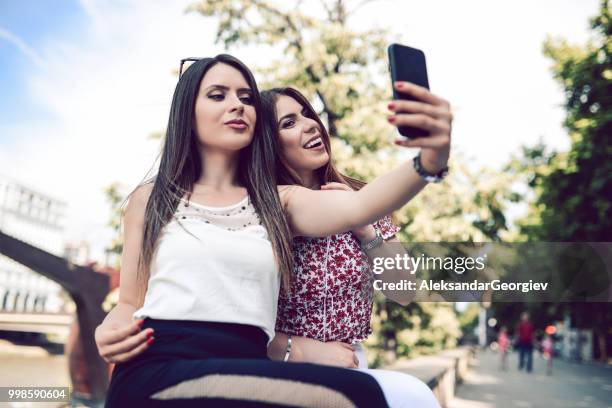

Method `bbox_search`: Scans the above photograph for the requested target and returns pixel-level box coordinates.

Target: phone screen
[388,43,430,138]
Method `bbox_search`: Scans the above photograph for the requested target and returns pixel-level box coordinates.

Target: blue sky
[0,1,86,130]
[0,0,602,260]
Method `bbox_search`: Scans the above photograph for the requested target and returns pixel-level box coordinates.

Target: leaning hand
[299,337,359,368]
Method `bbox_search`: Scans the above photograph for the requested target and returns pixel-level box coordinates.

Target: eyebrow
[278,112,296,124]
[204,85,252,93]
[278,108,309,124]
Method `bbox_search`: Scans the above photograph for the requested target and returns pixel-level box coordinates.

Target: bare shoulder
[125,183,154,222]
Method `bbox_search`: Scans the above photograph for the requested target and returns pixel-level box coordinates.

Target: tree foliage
[497,0,611,361]
[104,182,126,264]
[511,0,611,241]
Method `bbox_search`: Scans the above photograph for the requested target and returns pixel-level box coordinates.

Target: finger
[394,81,450,107]
[394,136,450,149]
[389,114,450,134]
[320,183,351,191]
[108,336,154,363]
[99,320,144,346]
[353,353,360,367]
[102,328,154,358]
[388,100,452,121]
[339,354,357,369]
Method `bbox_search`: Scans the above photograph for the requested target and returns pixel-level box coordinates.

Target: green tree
[501,0,611,361]
[515,0,611,241]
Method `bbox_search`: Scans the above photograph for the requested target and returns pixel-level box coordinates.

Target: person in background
[497,325,509,370]
[516,312,535,373]
[541,333,554,375]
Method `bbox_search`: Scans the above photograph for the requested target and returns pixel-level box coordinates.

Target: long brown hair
[260,87,365,191]
[130,55,294,302]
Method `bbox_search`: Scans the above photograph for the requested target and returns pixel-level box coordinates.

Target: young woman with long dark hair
[95,54,450,407]
[262,87,449,408]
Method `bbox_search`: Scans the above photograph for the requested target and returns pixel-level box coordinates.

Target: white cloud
[0,27,45,67]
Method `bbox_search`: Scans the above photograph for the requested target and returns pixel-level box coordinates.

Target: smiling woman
[261,87,443,408]
[275,93,330,185]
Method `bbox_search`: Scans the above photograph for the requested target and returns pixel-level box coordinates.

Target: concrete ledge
[384,347,475,408]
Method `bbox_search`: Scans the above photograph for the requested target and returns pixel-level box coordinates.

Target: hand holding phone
[388,43,430,139]
[387,43,453,173]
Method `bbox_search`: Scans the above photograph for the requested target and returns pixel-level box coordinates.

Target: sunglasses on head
[178,58,203,78]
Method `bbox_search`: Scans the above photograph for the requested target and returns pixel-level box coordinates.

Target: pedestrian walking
[516,312,534,373]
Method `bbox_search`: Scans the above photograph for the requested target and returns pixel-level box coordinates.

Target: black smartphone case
[388,43,430,139]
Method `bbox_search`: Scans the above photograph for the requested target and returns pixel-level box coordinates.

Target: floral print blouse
[275,216,400,343]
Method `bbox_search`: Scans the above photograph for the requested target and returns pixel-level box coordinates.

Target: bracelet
[283,335,292,362]
[413,153,449,183]
[361,228,383,251]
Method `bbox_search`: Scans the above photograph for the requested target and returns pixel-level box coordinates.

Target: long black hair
[260,87,366,191]
[133,55,294,301]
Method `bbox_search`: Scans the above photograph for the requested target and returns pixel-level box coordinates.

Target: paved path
[450,349,612,408]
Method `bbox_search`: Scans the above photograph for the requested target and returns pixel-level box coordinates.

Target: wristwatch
[413,153,449,183]
[361,228,383,251]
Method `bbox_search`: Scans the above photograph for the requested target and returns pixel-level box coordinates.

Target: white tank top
[133,195,280,342]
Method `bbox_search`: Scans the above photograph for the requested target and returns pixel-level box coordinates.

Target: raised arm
[281,163,426,237]
[318,183,415,305]
[281,81,452,238]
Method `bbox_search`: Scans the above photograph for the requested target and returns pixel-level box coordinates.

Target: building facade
[0,175,69,314]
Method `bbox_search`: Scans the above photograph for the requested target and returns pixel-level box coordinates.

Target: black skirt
[106,318,388,407]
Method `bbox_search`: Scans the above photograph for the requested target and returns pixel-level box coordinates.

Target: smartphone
[388,43,430,139]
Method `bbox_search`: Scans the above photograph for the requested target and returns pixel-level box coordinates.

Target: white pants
[353,343,440,408]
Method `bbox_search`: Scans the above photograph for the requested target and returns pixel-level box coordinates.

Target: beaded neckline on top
[176,195,259,232]
[180,195,249,212]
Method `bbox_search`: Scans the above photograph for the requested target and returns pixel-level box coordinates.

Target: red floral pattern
[276,216,400,342]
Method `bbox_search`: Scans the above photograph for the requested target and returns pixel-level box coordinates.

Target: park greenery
[493,0,611,362]
[104,0,610,363]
